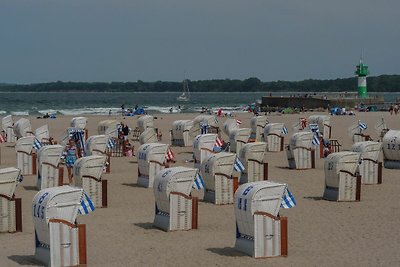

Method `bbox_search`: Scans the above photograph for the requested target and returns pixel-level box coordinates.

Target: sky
[0,0,399,84]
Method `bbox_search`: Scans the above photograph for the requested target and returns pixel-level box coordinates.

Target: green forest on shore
[0,75,399,92]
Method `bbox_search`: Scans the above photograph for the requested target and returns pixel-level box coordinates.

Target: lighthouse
[355,58,369,98]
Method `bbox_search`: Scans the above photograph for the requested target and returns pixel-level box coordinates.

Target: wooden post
[106,154,111,173]
[378,162,383,184]
[319,137,324,158]
[263,163,268,181]
[102,179,108,208]
[78,224,87,265]
[280,136,284,151]
[191,197,198,229]
[328,125,332,139]
[280,217,288,256]
[356,174,361,201]
[32,153,37,175]
[58,166,64,186]
[84,128,88,141]
[232,176,239,192]
[311,149,316,169]
[15,198,22,232]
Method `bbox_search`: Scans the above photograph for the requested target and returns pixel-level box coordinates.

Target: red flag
[215,136,223,147]
[0,134,6,143]
[166,146,174,161]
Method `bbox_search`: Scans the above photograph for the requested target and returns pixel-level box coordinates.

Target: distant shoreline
[1,74,400,92]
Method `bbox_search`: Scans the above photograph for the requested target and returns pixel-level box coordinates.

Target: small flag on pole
[359,121,368,131]
[193,172,205,190]
[0,133,6,143]
[215,137,223,147]
[107,137,116,149]
[166,146,174,161]
[78,192,95,215]
[233,157,245,172]
[309,123,319,132]
[281,125,288,135]
[236,119,242,126]
[281,187,296,208]
[214,117,219,124]
[33,138,43,150]
[311,133,320,146]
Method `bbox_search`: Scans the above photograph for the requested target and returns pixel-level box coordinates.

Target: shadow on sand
[206,247,247,257]
[133,222,155,230]
[23,186,38,191]
[304,196,324,201]
[121,183,143,188]
[8,255,43,266]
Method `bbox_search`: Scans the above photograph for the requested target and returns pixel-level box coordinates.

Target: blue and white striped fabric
[359,121,368,131]
[311,133,320,146]
[309,123,319,133]
[214,117,219,124]
[281,125,288,135]
[192,172,205,190]
[33,138,43,150]
[69,129,85,152]
[233,157,245,172]
[107,137,116,149]
[78,192,95,215]
[281,187,296,208]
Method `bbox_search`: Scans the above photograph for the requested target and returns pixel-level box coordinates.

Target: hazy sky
[0,0,399,83]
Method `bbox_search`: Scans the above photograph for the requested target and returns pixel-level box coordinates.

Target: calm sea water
[0,91,398,116]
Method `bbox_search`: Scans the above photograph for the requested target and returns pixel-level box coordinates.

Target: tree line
[0,75,399,92]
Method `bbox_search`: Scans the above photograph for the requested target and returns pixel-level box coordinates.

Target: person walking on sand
[65,139,79,185]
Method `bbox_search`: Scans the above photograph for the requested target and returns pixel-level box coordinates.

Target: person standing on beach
[122,123,130,141]
[65,139,79,184]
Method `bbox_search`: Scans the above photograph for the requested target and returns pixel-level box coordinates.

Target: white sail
[177,79,190,101]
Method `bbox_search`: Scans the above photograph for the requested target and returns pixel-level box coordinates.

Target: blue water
[0,91,398,116]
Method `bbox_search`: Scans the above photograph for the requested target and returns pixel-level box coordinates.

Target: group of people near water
[389,104,399,115]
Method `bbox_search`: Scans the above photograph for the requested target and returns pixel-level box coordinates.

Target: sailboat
[177,79,190,102]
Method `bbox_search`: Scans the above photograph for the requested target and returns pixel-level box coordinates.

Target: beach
[1,111,400,267]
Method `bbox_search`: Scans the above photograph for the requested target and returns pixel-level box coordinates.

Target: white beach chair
[352,141,382,184]
[137,143,169,188]
[74,155,107,208]
[0,167,22,233]
[264,123,285,152]
[229,128,251,153]
[171,120,193,147]
[234,181,289,258]
[36,145,64,190]
[239,142,268,184]
[382,130,400,169]
[286,132,315,170]
[153,167,199,231]
[323,152,361,201]
[193,134,217,169]
[15,136,36,175]
[201,152,236,204]
[33,186,91,266]
[250,115,268,142]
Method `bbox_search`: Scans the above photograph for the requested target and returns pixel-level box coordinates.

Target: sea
[0,91,399,116]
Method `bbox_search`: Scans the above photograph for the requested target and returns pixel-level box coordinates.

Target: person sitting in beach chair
[124,140,135,157]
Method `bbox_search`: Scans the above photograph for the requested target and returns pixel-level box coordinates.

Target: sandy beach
[1,111,400,267]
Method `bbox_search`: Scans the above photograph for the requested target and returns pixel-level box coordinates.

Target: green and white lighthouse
[355,58,369,98]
